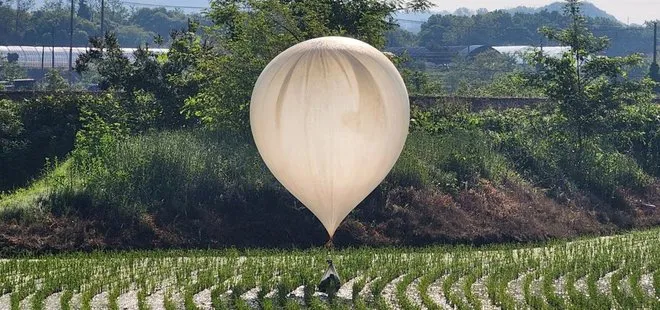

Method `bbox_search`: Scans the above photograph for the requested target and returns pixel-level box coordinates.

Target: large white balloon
[250,36,409,238]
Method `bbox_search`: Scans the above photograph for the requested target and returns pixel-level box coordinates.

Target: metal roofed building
[492,45,571,63]
[0,46,169,70]
[386,45,498,65]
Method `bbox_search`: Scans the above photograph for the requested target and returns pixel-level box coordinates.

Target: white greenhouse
[0,46,169,69]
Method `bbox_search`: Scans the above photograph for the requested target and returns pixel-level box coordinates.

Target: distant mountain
[32,0,617,22]
[31,0,619,32]
[395,1,619,33]
[508,2,619,21]
[444,2,618,21]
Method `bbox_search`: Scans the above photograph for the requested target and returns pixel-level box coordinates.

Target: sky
[32,0,660,26]
[429,0,659,25]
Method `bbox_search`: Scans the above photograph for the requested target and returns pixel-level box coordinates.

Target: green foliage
[401,69,445,95]
[417,5,651,57]
[130,8,188,40]
[385,27,417,47]
[391,128,509,191]
[76,28,204,130]
[0,0,657,255]
[0,53,27,81]
[603,103,660,177]
[71,92,128,165]
[443,51,520,92]
[401,49,541,96]
[455,72,544,97]
[67,129,273,216]
[0,99,24,162]
[410,97,657,204]
[46,125,510,218]
[0,0,193,47]
[528,0,655,146]
[39,69,69,90]
[184,0,432,130]
[0,95,82,192]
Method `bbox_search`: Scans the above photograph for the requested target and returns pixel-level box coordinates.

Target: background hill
[396,1,619,33]
[509,1,619,21]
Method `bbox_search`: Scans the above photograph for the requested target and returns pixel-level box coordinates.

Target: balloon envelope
[250,36,409,237]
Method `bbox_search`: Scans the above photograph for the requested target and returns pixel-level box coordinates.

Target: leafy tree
[76,23,206,131]
[385,26,417,47]
[0,94,84,191]
[184,0,432,129]
[40,69,69,90]
[389,52,445,95]
[479,72,543,97]
[418,8,649,57]
[0,99,24,176]
[528,0,654,147]
[129,8,188,41]
[0,53,26,80]
[442,50,521,92]
[14,0,35,33]
[402,69,445,95]
[0,0,204,47]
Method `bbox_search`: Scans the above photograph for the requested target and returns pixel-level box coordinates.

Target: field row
[0,228,658,309]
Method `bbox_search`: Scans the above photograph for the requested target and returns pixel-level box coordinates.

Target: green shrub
[389,129,509,192]
[412,102,656,207]
[0,100,24,176]
[0,95,82,191]
[66,129,275,216]
[567,142,652,197]
[604,103,660,177]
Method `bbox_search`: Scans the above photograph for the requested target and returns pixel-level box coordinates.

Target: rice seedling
[0,228,656,309]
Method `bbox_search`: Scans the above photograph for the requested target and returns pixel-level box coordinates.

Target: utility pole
[651,22,659,86]
[51,26,55,69]
[69,0,74,85]
[100,0,105,39]
[654,22,657,65]
[15,0,20,33]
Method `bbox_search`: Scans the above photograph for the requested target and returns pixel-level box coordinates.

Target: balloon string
[325,237,334,250]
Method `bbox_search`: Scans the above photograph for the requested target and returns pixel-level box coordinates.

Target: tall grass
[72,130,275,216]
[1,127,513,218]
[0,103,656,247]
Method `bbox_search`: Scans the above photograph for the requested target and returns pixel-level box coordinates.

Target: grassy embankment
[0,102,659,253]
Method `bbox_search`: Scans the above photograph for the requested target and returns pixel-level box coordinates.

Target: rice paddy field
[0,228,658,310]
